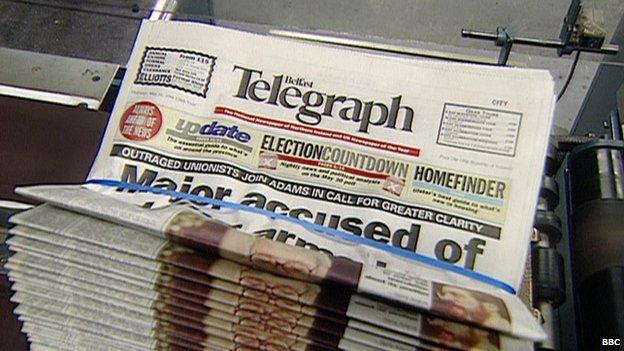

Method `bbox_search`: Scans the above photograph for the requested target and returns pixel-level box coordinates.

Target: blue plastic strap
[87,178,516,294]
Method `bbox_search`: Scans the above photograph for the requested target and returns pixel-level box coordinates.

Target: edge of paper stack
[2,184,545,351]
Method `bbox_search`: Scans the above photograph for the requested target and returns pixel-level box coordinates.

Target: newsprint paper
[88,20,555,291]
[14,184,544,345]
[7,204,533,350]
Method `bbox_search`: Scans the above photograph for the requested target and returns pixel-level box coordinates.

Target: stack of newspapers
[4,184,543,351]
[5,14,559,351]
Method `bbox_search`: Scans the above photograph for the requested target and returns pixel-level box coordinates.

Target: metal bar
[572,45,620,55]
[498,41,512,66]
[270,29,499,65]
[463,29,564,48]
[0,47,118,109]
[559,0,582,56]
[0,85,101,109]
[618,83,624,122]
[609,109,623,141]
[462,29,619,55]
[149,0,178,20]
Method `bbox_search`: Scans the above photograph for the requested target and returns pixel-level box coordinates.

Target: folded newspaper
[9,185,536,350]
[8,18,556,351]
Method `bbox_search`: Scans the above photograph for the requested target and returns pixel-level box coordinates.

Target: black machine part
[567,140,624,349]
[540,176,560,211]
[543,144,558,177]
[532,171,564,351]
[534,210,563,243]
[532,245,566,307]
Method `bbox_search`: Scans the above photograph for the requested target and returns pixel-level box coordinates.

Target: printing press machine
[0,1,623,350]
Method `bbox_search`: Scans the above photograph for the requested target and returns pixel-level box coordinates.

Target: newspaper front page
[88,20,555,292]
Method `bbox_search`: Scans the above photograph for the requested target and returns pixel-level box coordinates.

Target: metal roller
[532,246,565,307]
[567,138,624,349]
[539,176,560,210]
[534,210,563,243]
[543,143,558,177]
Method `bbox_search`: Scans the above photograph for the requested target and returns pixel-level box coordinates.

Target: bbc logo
[602,338,621,346]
